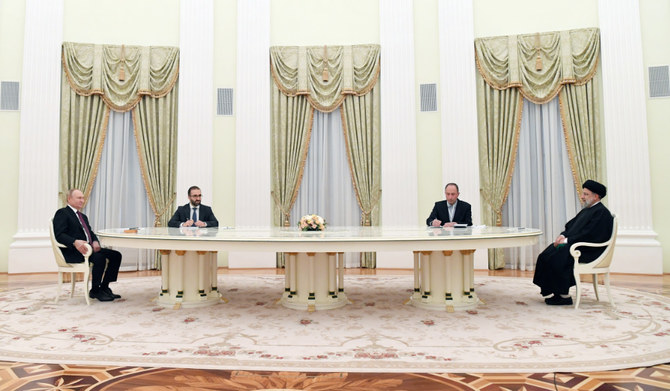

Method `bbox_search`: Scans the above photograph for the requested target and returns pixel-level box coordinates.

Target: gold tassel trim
[271,102,315,227]
[285,105,315,225]
[558,88,584,198]
[340,100,381,226]
[497,92,525,226]
[131,107,162,226]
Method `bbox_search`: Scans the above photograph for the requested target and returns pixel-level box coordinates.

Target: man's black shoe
[102,287,121,299]
[546,295,573,306]
[89,289,114,302]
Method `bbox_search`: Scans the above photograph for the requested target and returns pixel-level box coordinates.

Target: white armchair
[570,214,618,310]
[49,218,93,305]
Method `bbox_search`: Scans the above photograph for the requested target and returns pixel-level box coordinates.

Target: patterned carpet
[1,274,669,377]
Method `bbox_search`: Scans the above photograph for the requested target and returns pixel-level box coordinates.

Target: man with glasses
[167,186,219,228]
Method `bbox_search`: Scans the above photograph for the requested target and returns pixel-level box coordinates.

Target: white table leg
[337,252,344,294]
[289,252,297,298]
[159,250,170,297]
[421,251,432,299]
[328,252,336,298]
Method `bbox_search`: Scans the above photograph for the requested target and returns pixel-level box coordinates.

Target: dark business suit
[533,202,613,296]
[53,206,122,290]
[426,199,473,226]
[167,204,219,228]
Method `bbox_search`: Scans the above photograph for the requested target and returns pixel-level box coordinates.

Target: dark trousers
[89,248,122,289]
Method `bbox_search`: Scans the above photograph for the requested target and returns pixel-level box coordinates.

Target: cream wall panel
[639,0,670,273]
[212,0,238,266]
[0,0,25,273]
[413,0,444,228]
[472,0,598,38]
[270,0,379,45]
[0,0,25,76]
[63,0,179,45]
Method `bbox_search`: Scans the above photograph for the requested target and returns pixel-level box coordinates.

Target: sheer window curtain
[84,110,155,271]
[502,97,580,270]
[290,108,362,267]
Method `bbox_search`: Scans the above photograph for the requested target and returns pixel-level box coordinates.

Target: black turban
[582,180,606,199]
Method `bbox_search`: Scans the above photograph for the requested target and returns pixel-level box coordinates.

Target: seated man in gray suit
[426,183,473,227]
[168,186,219,228]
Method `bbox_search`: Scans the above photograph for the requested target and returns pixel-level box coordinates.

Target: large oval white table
[97,226,541,311]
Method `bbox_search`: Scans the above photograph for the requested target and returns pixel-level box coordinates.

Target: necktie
[448,204,455,222]
[192,208,197,222]
[76,211,93,244]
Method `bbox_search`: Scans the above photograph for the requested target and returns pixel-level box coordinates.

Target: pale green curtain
[60,42,179,223]
[59,71,110,204]
[270,45,380,112]
[475,28,601,269]
[61,42,179,111]
[270,84,314,227]
[341,84,381,268]
[271,44,381,268]
[475,28,600,104]
[477,77,523,269]
[133,88,179,228]
[559,79,601,196]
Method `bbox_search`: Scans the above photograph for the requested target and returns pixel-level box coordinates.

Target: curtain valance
[270,44,380,112]
[475,28,599,104]
[62,42,179,112]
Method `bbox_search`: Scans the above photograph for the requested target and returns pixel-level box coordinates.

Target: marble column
[438,0,486,269]
[177,0,214,205]
[230,0,274,267]
[8,0,64,273]
[378,0,419,268]
[598,0,662,274]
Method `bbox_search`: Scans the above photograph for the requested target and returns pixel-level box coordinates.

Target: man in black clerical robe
[533,180,614,305]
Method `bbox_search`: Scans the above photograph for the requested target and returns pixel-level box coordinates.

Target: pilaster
[177,0,214,204]
[438,0,486,269]
[378,0,418,268]
[8,0,64,273]
[598,0,662,274]
[230,0,274,267]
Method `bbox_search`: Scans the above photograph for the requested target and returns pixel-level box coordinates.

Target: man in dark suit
[168,186,219,228]
[533,180,614,305]
[53,189,122,302]
[426,183,473,227]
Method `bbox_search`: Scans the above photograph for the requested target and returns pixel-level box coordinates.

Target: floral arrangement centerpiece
[298,214,327,231]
